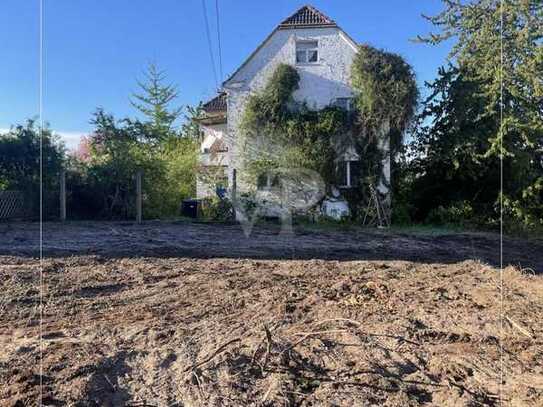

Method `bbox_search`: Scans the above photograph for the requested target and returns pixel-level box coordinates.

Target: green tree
[350,45,418,222]
[0,120,64,191]
[415,0,543,228]
[131,63,183,137]
[351,44,419,156]
[0,120,65,218]
[79,110,161,219]
[180,103,204,140]
[68,108,198,220]
[408,65,499,222]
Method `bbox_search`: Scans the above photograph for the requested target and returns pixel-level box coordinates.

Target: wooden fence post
[136,170,142,223]
[60,170,66,221]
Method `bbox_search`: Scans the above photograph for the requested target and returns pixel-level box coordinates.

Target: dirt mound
[1,255,542,406]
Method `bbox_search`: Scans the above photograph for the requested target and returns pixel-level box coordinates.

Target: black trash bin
[181,199,200,218]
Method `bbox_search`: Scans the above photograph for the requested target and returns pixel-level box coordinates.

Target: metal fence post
[136,170,142,223]
[60,170,66,221]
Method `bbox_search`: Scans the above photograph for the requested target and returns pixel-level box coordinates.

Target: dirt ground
[0,221,542,406]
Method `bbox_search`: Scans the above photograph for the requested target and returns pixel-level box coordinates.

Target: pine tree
[131,63,183,136]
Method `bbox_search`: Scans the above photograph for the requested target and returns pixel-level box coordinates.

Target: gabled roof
[196,92,227,125]
[223,5,358,87]
[202,92,227,113]
[278,5,337,29]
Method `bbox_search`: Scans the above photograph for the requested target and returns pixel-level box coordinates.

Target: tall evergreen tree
[414,0,543,228]
[131,63,183,136]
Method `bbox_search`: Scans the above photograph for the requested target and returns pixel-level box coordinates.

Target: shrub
[201,197,234,222]
[425,201,474,226]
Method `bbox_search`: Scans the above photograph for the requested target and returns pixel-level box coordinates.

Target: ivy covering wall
[238,45,418,219]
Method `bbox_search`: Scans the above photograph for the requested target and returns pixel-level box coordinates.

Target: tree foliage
[0,120,65,218]
[0,120,64,192]
[131,63,183,137]
[67,106,198,220]
[351,44,419,154]
[408,65,500,222]
[412,0,543,229]
[63,63,201,220]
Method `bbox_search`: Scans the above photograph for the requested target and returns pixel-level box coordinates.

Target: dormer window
[296,40,318,64]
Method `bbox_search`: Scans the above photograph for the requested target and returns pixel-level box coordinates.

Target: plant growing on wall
[351,45,418,155]
[239,64,348,188]
[239,55,417,221]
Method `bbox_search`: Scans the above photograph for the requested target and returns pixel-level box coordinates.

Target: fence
[0,189,60,221]
[1,171,145,222]
[0,191,26,220]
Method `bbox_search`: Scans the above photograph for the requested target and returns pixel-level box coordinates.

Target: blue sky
[0,1,451,149]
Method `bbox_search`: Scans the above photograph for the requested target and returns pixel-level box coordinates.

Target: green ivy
[239,55,417,219]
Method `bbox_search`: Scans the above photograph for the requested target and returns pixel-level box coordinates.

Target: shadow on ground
[0,221,541,272]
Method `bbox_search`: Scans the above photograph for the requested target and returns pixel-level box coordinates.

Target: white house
[196,5,390,205]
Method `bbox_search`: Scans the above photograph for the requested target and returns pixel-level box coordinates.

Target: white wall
[197,122,228,199]
[224,27,358,192]
[200,122,227,153]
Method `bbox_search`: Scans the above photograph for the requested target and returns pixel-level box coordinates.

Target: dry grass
[1,255,542,406]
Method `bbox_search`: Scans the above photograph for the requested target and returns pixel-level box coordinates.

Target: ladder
[362,183,390,228]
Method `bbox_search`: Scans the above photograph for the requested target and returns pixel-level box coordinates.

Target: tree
[351,44,418,221]
[351,44,419,156]
[408,65,499,222]
[180,103,204,139]
[415,0,543,228]
[81,109,159,219]
[66,108,198,220]
[0,120,65,218]
[0,120,64,192]
[131,63,183,137]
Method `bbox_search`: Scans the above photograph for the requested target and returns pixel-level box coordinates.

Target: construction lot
[1,221,542,406]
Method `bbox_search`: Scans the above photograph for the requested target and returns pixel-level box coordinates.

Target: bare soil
[0,221,542,406]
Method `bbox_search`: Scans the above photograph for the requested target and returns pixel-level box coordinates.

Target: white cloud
[53,131,87,151]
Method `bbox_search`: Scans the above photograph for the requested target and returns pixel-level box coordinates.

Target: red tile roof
[278,5,337,29]
[202,92,227,113]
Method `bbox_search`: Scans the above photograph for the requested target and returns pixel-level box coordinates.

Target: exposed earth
[0,221,542,406]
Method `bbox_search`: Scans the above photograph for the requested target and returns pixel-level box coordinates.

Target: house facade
[196,5,390,206]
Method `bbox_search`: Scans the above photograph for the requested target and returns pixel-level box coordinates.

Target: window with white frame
[337,160,360,188]
[296,40,319,64]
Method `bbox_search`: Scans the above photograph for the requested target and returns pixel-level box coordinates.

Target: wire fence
[0,191,26,220]
[0,189,61,221]
[0,170,143,222]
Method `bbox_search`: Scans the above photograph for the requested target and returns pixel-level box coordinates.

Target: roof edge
[223,6,359,87]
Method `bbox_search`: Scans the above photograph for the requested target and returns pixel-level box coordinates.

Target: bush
[391,201,413,225]
[425,201,474,226]
[201,197,234,222]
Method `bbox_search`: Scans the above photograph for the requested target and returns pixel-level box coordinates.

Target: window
[337,160,360,188]
[333,97,354,111]
[257,172,280,191]
[296,40,318,64]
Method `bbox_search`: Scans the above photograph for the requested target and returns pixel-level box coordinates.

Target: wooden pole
[60,170,66,221]
[136,170,142,223]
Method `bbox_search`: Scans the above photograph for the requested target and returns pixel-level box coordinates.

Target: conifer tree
[131,63,183,136]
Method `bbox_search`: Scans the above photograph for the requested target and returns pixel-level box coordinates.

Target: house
[196,5,390,209]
